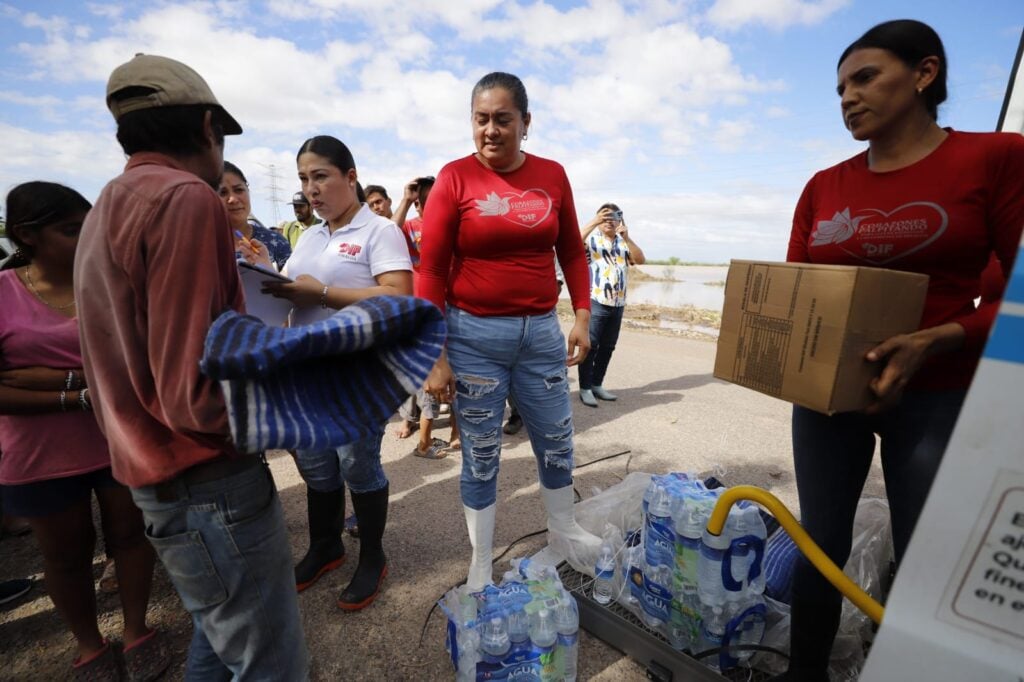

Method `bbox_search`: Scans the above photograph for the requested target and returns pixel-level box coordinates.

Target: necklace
[23,266,76,311]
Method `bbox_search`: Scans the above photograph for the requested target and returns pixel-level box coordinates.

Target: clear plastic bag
[550,472,653,576]
[754,497,893,679]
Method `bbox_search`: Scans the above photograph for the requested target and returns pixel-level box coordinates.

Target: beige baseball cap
[106,53,242,135]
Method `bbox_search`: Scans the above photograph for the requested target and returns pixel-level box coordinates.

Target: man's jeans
[577,300,625,390]
[446,306,575,510]
[131,461,308,681]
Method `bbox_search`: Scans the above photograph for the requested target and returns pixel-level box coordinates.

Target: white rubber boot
[463,503,496,591]
[541,484,602,567]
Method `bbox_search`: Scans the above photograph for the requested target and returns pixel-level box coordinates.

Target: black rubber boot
[295,486,346,592]
[338,484,389,611]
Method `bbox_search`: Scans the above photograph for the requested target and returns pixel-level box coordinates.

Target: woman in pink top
[0,182,166,679]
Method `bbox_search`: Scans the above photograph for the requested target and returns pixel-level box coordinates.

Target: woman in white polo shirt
[246,135,412,611]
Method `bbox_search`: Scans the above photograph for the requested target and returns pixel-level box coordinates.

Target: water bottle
[512,557,559,585]
[676,507,704,592]
[697,523,732,608]
[553,589,579,682]
[621,530,643,607]
[530,608,557,652]
[697,604,726,671]
[507,604,530,654]
[507,667,542,682]
[724,597,767,666]
[644,484,675,568]
[742,506,767,595]
[456,625,480,682]
[480,615,511,665]
[641,560,673,630]
[502,569,524,585]
[593,542,616,605]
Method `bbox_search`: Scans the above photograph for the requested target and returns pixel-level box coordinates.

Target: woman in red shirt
[419,72,600,589]
[783,20,1024,679]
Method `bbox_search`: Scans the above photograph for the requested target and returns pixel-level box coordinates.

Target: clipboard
[237,260,294,326]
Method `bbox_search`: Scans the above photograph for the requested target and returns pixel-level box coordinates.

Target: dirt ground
[0,316,887,681]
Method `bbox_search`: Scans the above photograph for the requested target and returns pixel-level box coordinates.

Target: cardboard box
[713,260,929,414]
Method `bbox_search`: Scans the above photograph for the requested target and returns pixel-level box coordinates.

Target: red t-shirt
[788,130,1024,390]
[403,216,424,272]
[418,153,589,316]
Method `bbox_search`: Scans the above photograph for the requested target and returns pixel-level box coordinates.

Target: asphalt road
[0,327,888,680]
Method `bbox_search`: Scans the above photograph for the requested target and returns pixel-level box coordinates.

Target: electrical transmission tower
[261,163,283,225]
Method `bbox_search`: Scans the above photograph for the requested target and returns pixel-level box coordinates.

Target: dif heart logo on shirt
[811,201,949,265]
[474,189,553,229]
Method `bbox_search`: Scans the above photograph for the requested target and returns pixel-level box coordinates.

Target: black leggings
[786,390,966,678]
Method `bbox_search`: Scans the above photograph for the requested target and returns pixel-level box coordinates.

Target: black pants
[786,389,966,678]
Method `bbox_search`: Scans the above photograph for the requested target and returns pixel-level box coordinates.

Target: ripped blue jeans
[445,306,575,510]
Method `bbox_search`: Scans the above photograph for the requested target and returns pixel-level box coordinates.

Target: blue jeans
[294,428,387,494]
[577,300,624,389]
[787,389,966,674]
[446,307,575,510]
[130,461,308,681]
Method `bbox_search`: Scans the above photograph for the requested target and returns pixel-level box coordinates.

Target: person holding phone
[577,203,645,407]
[780,20,1024,679]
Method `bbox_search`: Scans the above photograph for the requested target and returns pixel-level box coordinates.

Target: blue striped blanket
[200,296,446,453]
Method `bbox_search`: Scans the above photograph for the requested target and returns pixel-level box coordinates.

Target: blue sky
[1,0,1021,262]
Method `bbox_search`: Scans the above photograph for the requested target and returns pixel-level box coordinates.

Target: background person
[279,191,322,248]
[244,135,413,610]
[577,203,645,407]
[1,181,165,680]
[219,161,291,269]
[75,54,308,679]
[364,184,394,219]
[419,71,600,590]
[782,19,1024,680]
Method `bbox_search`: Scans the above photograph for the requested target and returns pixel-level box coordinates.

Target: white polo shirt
[284,204,412,326]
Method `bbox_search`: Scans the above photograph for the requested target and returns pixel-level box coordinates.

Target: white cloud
[706,0,848,31]
[0,123,125,205]
[0,1,833,260]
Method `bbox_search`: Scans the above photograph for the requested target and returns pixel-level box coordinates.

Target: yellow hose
[706,485,884,625]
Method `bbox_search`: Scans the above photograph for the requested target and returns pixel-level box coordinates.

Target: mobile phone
[610,210,623,222]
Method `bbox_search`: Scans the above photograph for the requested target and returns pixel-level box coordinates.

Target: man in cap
[279,191,322,248]
[75,54,308,679]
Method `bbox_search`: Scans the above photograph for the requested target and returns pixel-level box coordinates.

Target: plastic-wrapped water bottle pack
[439,558,580,681]
[597,473,769,672]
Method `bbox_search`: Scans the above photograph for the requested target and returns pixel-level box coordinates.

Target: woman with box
[781,19,1024,680]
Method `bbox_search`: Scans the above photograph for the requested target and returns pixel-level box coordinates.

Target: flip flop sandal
[123,629,172,682]
[98,559,118,595]
[71,640,120,682]
[413,443,448,459]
